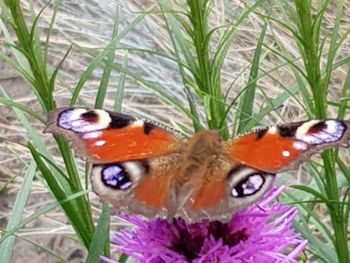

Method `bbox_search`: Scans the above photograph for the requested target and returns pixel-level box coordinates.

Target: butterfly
[45,107,350,222]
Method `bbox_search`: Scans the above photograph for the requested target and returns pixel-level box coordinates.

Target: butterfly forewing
[226,120,350,173]
[45,108,181,163]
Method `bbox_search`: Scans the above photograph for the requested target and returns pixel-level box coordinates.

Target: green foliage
[158,0,267,138]
[291,1,349,262]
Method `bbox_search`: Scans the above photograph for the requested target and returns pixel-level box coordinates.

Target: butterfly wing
[45,108,181,163]
[225,120,350,173]
[174,159,275,222]
[90,154,182,220]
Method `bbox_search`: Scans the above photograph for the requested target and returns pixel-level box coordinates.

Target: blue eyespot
[231,173,267,198]
[101,165,132,190]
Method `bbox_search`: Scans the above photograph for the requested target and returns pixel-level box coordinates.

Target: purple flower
[102,186,307,263]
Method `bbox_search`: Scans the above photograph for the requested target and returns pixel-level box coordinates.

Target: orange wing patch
[133,154,180,209]
[191,180,227,209]
[84,125,179,163]
[228,132,305,172]
[133,174,171,208]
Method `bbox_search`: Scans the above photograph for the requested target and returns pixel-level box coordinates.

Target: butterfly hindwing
[91,154,182,220]
[45,108,180,163]
[226,120,350,173]
[176,162,275,222]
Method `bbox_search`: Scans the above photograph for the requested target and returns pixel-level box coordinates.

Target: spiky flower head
[102,186,307,263]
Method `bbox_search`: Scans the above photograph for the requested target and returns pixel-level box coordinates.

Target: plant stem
[294,0,349,261]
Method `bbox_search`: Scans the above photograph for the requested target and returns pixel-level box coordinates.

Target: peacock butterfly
[45,108,350,222]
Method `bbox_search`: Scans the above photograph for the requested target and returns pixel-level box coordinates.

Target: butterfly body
[45,108,350,222]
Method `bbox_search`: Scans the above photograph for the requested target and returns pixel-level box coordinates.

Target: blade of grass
[95,5,119,109]
[236,19,267,134]
[0,16,31,74]
[1,0,97,252]
[49,45,73,96]
[0,87,70,189]
[86,204,110,263]
[0,50,34,84]
[43,0,61,63]
[0,161,36,263]
[28,142,95,248]
[241,84,299,132]
[0,190,89,245]
[290,185,328,203]
[293,218,337,262]
[157,1,202,131]
[212,0,266,86]
[157,1,198,77]
[322,0,345,94]
[76,44,194,121]
[0,97,45,123]
[290,67,315,118]
[114,52,128,112]
[337,65,350,119]
[17,235,69,263]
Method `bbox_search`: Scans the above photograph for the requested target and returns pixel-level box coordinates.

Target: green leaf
[0,161,36,263]
[0,97,45,123]
[95,5,120,109]
[236,19,267,134]
[49,45,72,95]
[114,52,128,112]
[86,204,110,263]
[290,185,328,203]
[0,190,89,245]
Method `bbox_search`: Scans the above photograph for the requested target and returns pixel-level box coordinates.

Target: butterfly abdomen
[176,131,223,183]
